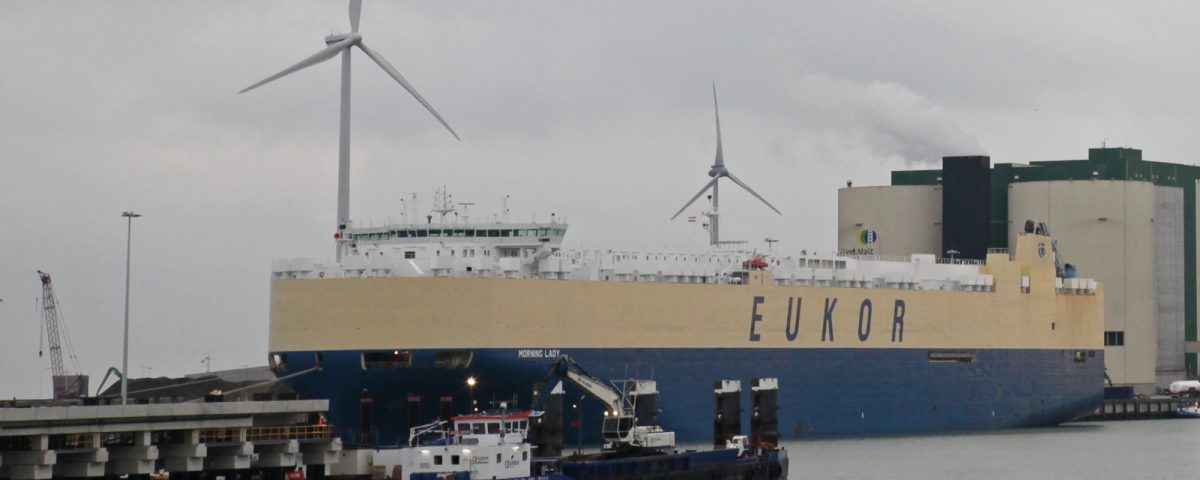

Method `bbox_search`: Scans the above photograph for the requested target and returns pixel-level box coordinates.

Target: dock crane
[531,356,675,452]
[37,271,87,399]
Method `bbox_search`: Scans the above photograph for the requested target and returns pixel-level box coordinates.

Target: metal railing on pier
[200,424,333,443]
[1081,398,1185,421]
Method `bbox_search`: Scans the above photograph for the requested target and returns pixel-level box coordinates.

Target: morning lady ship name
[749,296,906,343]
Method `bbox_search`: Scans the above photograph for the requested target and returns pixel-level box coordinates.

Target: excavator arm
[531,355,626,415]
[530,356,675,451]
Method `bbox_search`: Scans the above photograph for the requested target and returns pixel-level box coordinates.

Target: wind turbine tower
[670,84,781,247]
[240,0,459,260]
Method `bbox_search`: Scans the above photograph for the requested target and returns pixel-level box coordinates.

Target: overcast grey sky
[2,1,1197,398]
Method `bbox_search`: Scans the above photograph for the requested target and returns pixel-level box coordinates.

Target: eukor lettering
[746,297,908,344]
[821,298,837,342]
[785,297,802,341]
[749,296,765,342]
[858,299,872,342]
[892,300,905,342]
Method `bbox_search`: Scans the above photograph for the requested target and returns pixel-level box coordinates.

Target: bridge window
[501,229,512,237]
[1104,331,1125,346]
[465,230,475,237]
[417,230,428,237]
[927,350,976,363]
[488,422,500,434]
[361,351,412,370]
[435,351,474,368]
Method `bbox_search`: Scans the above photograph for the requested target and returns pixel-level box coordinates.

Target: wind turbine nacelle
[325,32,361,46]
[708,167,726,178]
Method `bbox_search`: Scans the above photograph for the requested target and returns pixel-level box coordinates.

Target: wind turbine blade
[357,42,461,140]
[349,0,362,32]
[725,171,782,215]
[670,177,719,220]
[712,82,724,167]
[239,39,351,94]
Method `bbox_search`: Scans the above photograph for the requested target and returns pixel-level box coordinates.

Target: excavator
[531,356,675,452]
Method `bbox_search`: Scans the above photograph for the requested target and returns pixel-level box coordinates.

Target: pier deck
[0,400,340,480]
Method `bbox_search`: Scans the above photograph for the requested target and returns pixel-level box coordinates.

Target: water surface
[782,420,1199,479]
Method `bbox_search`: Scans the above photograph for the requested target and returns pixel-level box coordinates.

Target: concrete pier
[106,431,158,476]
[159,430,206,473]
[52,448,106,478]
[206,442,254,471]
[0,401,340,479]
[254,440,300,468]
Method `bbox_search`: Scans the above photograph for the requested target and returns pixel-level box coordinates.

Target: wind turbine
[670,83,781,247]
[240,0,459,261]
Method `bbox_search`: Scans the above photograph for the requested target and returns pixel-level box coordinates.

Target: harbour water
[780,419,1200,479]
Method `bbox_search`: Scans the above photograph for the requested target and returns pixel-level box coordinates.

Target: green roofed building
[838,147,1197,394]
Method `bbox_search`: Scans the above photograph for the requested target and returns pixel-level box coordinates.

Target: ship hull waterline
[271,346,1103,446]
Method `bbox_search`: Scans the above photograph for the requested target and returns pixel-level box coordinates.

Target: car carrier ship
[266,187,1105,445]
[240,0,1104,447]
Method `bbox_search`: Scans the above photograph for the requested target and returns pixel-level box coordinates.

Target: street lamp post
[467,376,477,412]
[121,211,142,405]
[575,395,585,454]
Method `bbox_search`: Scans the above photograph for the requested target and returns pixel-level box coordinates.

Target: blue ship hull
[275,347,1104,446]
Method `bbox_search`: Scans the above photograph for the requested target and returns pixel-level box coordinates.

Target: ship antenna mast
[432,186,455,223]
[765,237,779,255]
[458,202,474,224]
[502,195,511,223]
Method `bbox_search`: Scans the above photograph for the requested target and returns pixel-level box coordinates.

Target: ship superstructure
[278,190,1014,289]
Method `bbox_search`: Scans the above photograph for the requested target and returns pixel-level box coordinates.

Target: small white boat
[368,406,535,480]
[1177,402,1200,419]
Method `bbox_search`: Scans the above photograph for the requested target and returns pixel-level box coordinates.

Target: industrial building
[838,147,1195,394]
